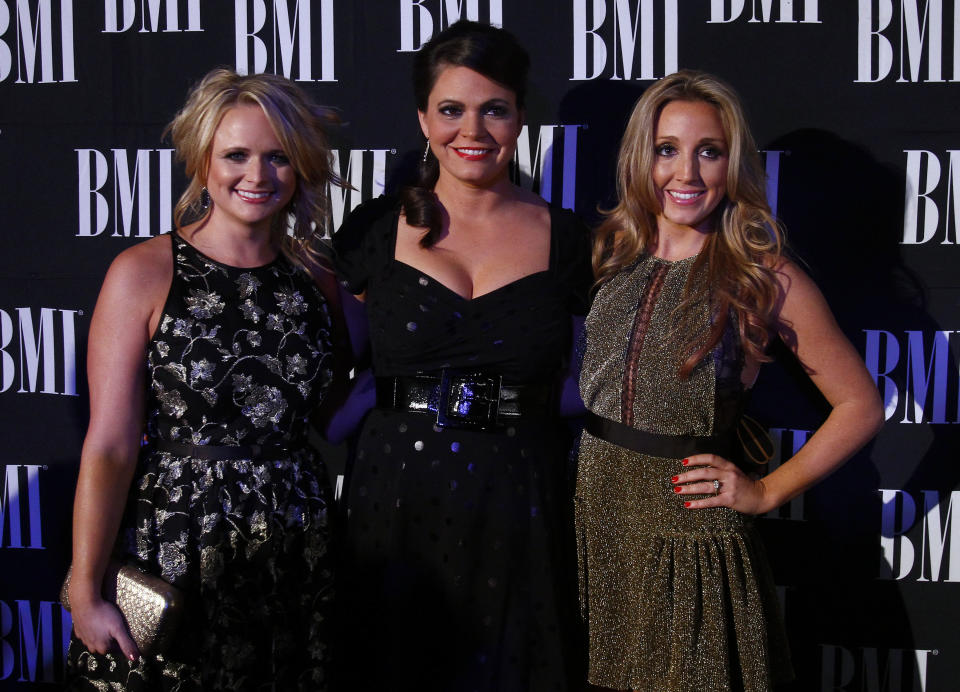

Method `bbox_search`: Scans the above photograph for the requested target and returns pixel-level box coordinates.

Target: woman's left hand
[672,454,772,515]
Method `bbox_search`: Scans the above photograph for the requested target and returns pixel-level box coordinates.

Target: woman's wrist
[68,574,104,608]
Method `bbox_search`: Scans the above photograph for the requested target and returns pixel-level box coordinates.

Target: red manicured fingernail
[671,476,679,483]
[682,459,689,466]
[684,501,691,508]
[674,486,682,493]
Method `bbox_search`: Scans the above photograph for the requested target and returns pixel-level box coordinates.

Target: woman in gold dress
[575,70,883,691]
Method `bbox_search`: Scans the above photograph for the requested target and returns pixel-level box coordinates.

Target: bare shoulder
[767,256,840,353]
[98,235,173,319]
[107,235,172,285]
[766,256,823,307]
[512,185,548,207]
[505,187,550,231]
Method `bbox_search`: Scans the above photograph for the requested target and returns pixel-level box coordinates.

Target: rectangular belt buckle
[436,370,502,431]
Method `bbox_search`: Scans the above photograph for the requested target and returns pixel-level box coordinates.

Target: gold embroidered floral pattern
[67,234,334,691]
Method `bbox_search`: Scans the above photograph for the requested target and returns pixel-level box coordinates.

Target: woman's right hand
[70,592,140,661]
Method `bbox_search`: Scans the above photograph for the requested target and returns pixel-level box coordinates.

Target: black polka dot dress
[332,196,591,691]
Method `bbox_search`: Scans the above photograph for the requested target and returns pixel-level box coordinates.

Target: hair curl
[594,69,784,377]
[165,68,341,274]
[401,20,530,247]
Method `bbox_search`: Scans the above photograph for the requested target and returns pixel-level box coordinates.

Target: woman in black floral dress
[66,69,344,690]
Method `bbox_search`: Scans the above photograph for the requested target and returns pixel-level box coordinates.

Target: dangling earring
[422,139,431,163]
[200,187,210,209]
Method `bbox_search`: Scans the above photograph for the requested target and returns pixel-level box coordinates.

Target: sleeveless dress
[575,254,793,691]
[332,196,592,691]
[67,233,335,691]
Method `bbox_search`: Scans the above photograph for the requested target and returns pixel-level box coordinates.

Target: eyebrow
[216,146,287,154]
[436,97,511,106]
[655,135,726,146]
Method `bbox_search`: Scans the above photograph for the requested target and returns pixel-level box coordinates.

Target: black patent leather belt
[375,372,553,431]
[151,439,291,460]
[584,411,734,460]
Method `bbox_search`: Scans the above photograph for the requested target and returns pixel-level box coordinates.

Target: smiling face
[652,99,729,235]
[417,65,523,190]
[205,103,296,233]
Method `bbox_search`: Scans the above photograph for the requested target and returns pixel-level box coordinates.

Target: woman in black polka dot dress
[332,21,591,692]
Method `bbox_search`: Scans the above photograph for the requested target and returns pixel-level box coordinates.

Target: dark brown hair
[401,21,530,247]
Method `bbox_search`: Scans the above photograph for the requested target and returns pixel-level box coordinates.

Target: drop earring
[422,139,431,163]
[200,187,210,209]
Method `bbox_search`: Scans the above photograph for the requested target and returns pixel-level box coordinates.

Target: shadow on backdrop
[753,128,955,690]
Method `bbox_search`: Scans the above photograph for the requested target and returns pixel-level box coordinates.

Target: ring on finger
[712,479,721,495]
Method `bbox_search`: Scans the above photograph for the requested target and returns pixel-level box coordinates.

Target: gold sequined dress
[575,254,793,691]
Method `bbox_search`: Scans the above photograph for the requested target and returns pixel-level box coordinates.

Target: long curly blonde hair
[595,70,784,377]
[165,68,341,274]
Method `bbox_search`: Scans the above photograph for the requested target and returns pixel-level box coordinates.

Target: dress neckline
[172,231,282,271]
[388,205,557,302]
[647,252,700,266]
[391,261,550,303]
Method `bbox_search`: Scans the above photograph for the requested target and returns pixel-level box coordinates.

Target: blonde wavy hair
[595,69,784,378]
[165,68,341,274]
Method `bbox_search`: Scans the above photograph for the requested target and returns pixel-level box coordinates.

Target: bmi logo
[1,465,45,549]
[0,600,72,683]
[707,0,821,23]
[398,0,503,52]
[762,149,785,217]
[857,1,960,83]
[76,148,175,238]
[328,148,394,230]
[235,0,335,81]
[513,124,583,211]
[0,308,79,397]
[902,150,960,245]
[864,330,957,424]
[103,0,203,33]
[0,0,76,83]
[571,0,678,81]
[880,489,959,581]
[820,644,934,691]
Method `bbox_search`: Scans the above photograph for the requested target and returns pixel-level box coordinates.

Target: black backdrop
[1,1,958,689]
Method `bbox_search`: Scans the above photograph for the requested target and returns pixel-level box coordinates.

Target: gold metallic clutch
[61,560,184,656]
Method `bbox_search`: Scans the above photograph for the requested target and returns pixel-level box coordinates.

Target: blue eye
[700,147,723,160]
[655,143,676,156]
[225,151,247,161]
[270,152,290,165]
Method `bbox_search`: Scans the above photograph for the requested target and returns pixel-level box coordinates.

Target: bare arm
[676,260,884,514]
[69,239,170,659]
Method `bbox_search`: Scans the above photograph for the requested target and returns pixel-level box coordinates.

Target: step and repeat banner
[1,1,958,689]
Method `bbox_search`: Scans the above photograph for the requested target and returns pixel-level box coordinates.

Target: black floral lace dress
[67,233,335,691]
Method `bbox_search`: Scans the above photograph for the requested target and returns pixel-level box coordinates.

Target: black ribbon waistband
[375,372,553,431]
[583,411,734,460]
[151,439,291,461]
